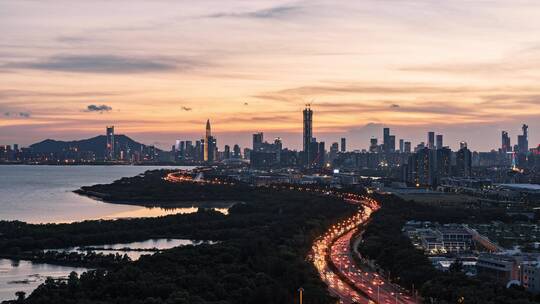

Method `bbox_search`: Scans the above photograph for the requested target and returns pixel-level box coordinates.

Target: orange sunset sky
[1,0,540,151]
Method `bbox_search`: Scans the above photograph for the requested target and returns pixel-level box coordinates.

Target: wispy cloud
[181,106,192,111]
[85,104,112,113]
[4,111,30,118]
[2,55,198,74]
[205,5,301,19]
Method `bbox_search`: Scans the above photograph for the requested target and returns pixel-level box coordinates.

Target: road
[312,195,418,304]
[164,171,417,303]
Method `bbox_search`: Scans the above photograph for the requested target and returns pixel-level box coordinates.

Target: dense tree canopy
[1,171,358,304]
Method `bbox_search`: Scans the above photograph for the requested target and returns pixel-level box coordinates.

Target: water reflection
[0,259,86,301]
[100,206,230,220]
[60,238,216,260]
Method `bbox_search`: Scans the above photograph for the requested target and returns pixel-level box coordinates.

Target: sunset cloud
[4,55,185,74]
[1,1,540,151]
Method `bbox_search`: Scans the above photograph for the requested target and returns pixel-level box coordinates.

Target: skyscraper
[518,124,529,154]
[340,138,346,152]
[317,141,325,166]
[203,119,215,162]
[224,145,230,159]
[404,141,411,153]
[388,135,396,152]
[303,105,313,165]
[233,144,241,158]
[399,139,404,153]
[106,126,115,160]
[428,131,435,149]
[383,128,390,152]
[436,134,443,150]
[501,131,511,153]
[369,137,378,153]
[253,132,264,151]
[456,145,472,177]
[329,142,339,161]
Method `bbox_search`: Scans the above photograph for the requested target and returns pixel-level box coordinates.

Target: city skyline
[2,1,540,150]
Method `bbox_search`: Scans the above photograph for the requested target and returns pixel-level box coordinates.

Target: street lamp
[298,287,304,304]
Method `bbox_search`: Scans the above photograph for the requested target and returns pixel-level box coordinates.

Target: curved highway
[165,171,418,304]
[312,194,418,304]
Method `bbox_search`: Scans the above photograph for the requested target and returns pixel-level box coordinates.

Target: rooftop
[498,184,540,191]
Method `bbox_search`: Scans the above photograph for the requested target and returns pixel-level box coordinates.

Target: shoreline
[73,188,240,209]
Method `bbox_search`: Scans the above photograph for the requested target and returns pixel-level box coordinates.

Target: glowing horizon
[1,1,540,151]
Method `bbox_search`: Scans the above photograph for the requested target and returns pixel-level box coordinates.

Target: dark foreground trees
[1,172,358,304]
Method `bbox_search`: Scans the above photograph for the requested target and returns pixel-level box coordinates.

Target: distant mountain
[30,135,160,159]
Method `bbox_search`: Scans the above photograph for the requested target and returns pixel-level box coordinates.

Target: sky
[1,0,540,151]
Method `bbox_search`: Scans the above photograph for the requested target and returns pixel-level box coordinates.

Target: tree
[15,291,26,302]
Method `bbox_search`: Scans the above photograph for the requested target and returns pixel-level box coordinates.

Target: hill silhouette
[30,135,158,159]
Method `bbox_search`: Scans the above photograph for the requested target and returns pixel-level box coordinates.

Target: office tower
[399,139,404,153]
[460,141,467,150]
[428,132,435,149]
[456,146,472,177]
[518,124,529,154]
[106,126,115,160]
[224,145,230,159]
[436,135,443,150]
[233,144,241,158]
[383,128,390,152]
[404,141,411,153]
[253,132,264,151]
[303,105,313,165]
[369,137,378,153]
[501,131,511,153]
[388,135,396,152]
[340,138,346,152]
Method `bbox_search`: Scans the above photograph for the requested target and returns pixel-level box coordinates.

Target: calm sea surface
[0,165,207,223]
